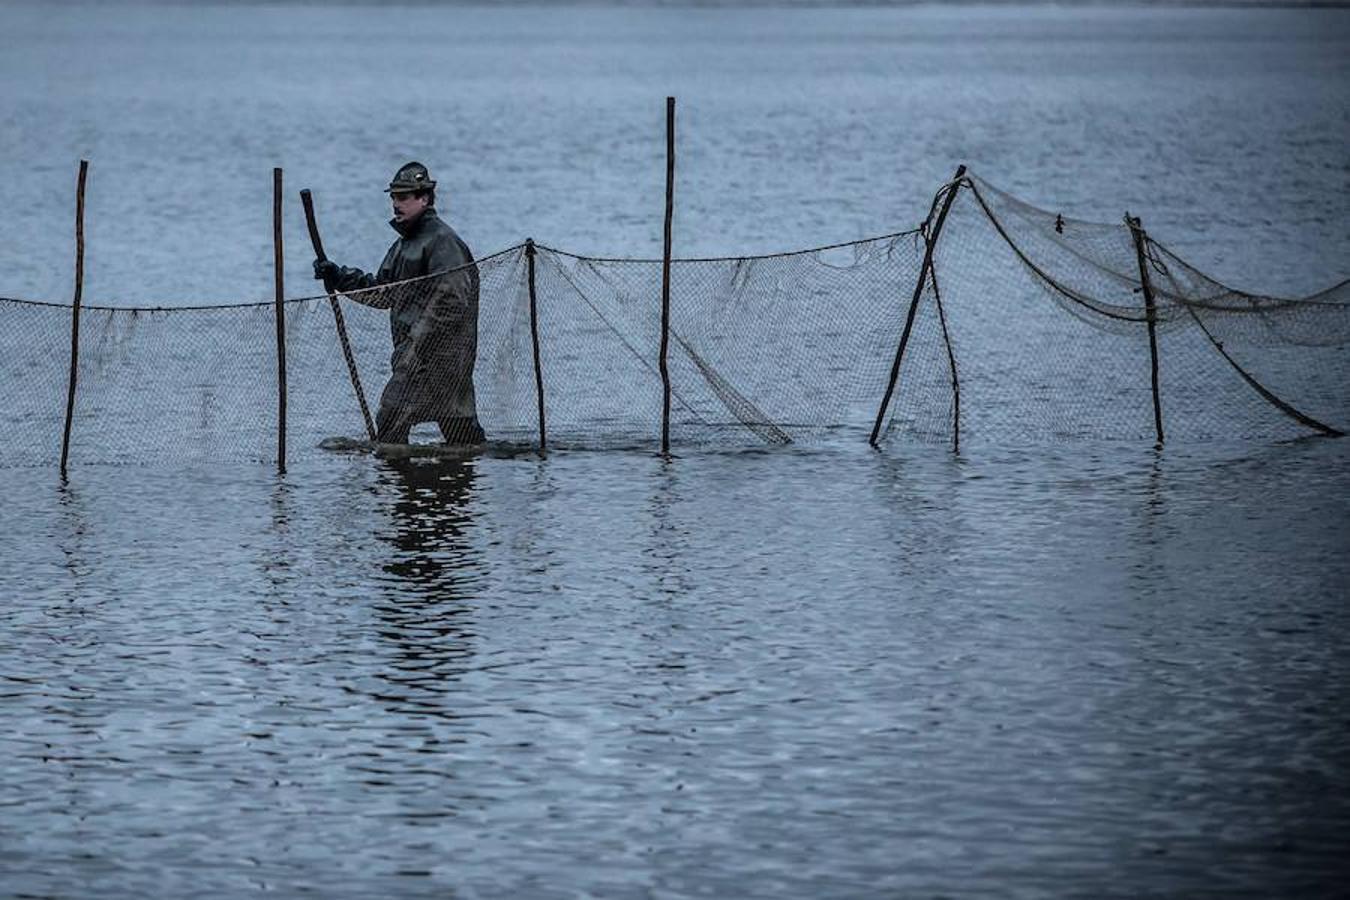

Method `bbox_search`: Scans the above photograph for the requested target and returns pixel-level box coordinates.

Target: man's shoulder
[414,215,471,273]
[428,221,474,268]
[427,215,470,251]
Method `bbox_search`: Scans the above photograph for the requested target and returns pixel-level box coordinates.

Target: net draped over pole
[870,163,967,449]
[1126,213,1166,447]
[3,169,1346,469]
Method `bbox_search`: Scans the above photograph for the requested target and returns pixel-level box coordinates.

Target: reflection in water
[55,480,91,590]
[262,478,298,595]
[642,458,694,603]
[1127,447,1172,597]
[638,458,697,682]
[33,483,109,842]
[370,459,481,718]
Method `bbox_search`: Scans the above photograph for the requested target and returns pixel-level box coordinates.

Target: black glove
[313,259,340,282]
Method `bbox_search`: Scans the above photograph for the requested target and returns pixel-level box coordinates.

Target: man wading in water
[314,162,485,446]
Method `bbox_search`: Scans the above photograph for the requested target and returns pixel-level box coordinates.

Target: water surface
[2,4,1349,897]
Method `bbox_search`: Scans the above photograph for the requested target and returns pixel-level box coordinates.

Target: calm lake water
[3,3,1350,898]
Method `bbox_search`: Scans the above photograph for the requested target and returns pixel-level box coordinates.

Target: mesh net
[532,236,922,449]
[2,171,1346,467]
[890,174,1350,446]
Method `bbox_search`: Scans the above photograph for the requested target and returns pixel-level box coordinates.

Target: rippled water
[3,3,1350,898]
[7,442,1350,897]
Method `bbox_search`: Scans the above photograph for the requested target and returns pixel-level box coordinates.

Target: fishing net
[530,235,922,449]
[1,171,1346,467]
[883,174,1350,446]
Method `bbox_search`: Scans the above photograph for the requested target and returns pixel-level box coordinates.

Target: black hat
[385,161,436,193]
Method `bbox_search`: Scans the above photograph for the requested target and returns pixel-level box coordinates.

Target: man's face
[391,191,430,223]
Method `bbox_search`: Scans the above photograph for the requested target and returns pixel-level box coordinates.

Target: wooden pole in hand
[59,160,89,479]
[299,188,377,442]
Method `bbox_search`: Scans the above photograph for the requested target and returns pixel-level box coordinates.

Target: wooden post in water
[273,168,288,473]
[869,164,967,448]
[299,188,377,441]
[59,160,89,479]
[1127,214,1165,447]
[659,96,675,456]
[525,239,547,452]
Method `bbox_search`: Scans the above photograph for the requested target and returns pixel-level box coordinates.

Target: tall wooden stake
[660,96,676,456]
[59,160,89,479]
[300,188,377,441]
[1127,214,1165,446]
[525,239,547,452]
[869,164,966,448]
[274,168,288,473]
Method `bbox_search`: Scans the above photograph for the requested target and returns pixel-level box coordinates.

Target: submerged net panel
[664,237,923,445]
[70,303,278,464]
[528,251,665,447]
[534,235,924,448]
[4,300,87,468]
[1,300,281,467]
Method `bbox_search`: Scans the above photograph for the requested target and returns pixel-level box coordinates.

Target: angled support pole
[1126,213,1165,447]
[929,265,961,453]
[869,164,967,448]
[60,159,89,480]
[525,239,547,452]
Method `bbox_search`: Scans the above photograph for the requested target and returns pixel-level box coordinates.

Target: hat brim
[385,182,437,194]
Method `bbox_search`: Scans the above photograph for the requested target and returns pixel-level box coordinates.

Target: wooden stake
[59,160,88,479]
[274,168,287,473]
[660,96,675,455]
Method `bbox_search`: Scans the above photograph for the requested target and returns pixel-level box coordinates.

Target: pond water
[2,3,1349,897]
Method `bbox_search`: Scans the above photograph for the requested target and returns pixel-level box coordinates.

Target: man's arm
[313,260,392,309]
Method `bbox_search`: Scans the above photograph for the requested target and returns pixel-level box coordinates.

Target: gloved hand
[313,259,340,282]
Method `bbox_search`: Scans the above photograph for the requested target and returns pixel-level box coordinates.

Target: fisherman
[314,161,485,446]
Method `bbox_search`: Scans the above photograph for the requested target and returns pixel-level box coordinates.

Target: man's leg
[376,371,417,444]
[438,417,486,446]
